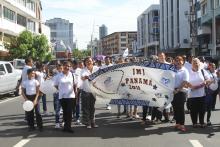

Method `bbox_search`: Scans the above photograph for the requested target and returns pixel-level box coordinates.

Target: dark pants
[172,92,186,125]
[151,107,162,121]
[26,95,43,129]
[81,91,96,125]
[73,90,81,120]
[53,93,61,123]
[188,96,206,125]
[60,98,75,131]
[212,89,219,110]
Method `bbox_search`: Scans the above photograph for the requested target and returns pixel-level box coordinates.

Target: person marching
[21,68,43,132]
[172,56,189,132]
[81,57,99,129]
[54,61,78,133]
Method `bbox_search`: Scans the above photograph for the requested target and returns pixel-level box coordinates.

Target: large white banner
[88,61,176,108]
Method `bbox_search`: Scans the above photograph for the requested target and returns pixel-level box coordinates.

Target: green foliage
[72,48,91,60]
[7,30,50,62]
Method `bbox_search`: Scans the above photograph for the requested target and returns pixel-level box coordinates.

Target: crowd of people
[20,53,220,133]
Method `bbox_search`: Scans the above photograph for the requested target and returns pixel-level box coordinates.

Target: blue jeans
[39,94,47,112]
[53,93,61,123]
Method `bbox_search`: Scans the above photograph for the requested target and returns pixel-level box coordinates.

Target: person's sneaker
[75,119,82,125]
[86,125,92,129]
[133,114,140,119]
[55,123,61,129]
[106,105,111,110]
[207,121,212,126]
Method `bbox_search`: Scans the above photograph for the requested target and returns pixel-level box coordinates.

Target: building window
[17,14,26,27]
[17,0,26,6]
[121,32,126,36]
[3,7,16,22]
[121,38,126,42]
[27,19,35,32]
[121,44,126,47]
[26,0,35,12]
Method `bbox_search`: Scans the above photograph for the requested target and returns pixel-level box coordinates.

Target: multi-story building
[99,24,108,39]
[45,18,74,59]
[137,4,160,57]
[101,31,137,56]
[196,0,220,57]
[160,0,191,55]
[0,0,42,58]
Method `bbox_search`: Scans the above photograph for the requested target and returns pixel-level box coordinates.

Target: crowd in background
[20,53,220,133]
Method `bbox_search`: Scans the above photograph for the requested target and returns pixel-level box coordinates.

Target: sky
[41,0,160,50]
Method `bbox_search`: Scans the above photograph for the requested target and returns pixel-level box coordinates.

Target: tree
[72,48,91,60]
[7,30,51,61]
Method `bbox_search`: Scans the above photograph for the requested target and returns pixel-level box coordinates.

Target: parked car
[10,59,25,69]
[0,61,22,96]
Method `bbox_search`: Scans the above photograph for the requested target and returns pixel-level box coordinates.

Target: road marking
[189,140,203,147]
[0,96,20,104]
[13,139,30,147]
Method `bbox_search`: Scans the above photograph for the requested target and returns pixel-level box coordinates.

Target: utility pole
[212,0,216,57]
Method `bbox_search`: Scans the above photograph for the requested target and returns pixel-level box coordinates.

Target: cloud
[42,0,160,49]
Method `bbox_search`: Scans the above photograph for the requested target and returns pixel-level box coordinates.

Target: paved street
[0,95,220,147]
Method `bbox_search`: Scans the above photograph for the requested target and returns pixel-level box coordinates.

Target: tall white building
[0,0,42,58]
[160,0,191,55]
[137,5,160,57]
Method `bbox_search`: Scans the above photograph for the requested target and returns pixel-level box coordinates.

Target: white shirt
[81,66,99,93]
[188,69,209,98]
[54,71,77,99]
[21,65,32,84]
[35,71,45,85]
[207,70,218,91]
[72,68,82,89]
[22,78,39,95]
[184,61,192,72]
[100,63,113,69]
[175,66,189,91]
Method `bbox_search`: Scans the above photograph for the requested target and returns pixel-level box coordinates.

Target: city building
[45,18,74,58]
[137,4,160,57]
[101,31,137,56]
[160,0,191,55]
[0,0,42,59]
[195,0,220,57]
[99,24,108,39]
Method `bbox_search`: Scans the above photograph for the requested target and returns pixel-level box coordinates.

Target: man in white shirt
[54,61,77,133]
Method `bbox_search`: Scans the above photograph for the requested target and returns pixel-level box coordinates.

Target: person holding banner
[22,68,43,132]
[172,56,189,132]
[81,57,99,129]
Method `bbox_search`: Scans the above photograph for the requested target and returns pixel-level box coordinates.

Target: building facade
[195,0,220,58]
[137,4,160,57]
[45,18,74,59]
[99,24,108,39]
[0,0,42,58]
[160,0,191,55]
[101,31,137,56]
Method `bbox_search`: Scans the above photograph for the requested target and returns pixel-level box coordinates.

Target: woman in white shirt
[172,56,189,132]
[54,61,77,133]
[81,57,99,129]
[187,58,210,128]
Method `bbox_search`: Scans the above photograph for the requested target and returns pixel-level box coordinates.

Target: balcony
[0,19,26,36]
[201,12,213,25]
